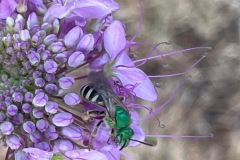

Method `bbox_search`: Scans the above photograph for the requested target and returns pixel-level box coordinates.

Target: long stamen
[130,0,143,42]
[148,72,185,78]
[140,54,207,120]
[146,134,213,138]
[134,47,212,63]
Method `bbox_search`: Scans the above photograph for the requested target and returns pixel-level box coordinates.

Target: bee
[80,72,154,150]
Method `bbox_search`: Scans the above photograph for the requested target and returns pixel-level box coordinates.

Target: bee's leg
[82,110,105,121]
[107,129,118,146]
[89,120,103,150]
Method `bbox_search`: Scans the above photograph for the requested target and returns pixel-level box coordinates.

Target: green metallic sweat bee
[80,72,153,150]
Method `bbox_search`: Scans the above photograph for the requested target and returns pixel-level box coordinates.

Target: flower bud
[6,135,21,149]
[27,12,38,30]
[48,41,66,53]
[45,84,58,95]
[24,92,34,102]
[64,26,83,49]
[43,34,57,46]
[32,108,44,118]
[44,59,57,73]
[53,139,75,152]
[7,104,18,116]
[68,51,85,68]
[12,92,24,102]
[61,125,83,140]
[32,92,48,107]
[63,93,81,106]
[52,19,60,34]
[27,50,40,65]
[30,130,42,142]
[52,112,73,127]
[55,53,67,63]
[1,121,14,135]
[45,101,58,114]
[0,112,6,122]
[58,77,74,89]
[23,121,36,134]
[20,29,30,41]
[31,30,46,47]
[35,142,50,151]
[44,125,58,141]
[36,119,49,132]
[41,23,53,34]
[14,14,25,31]
[76,34,94,54]
[12,113,24,125]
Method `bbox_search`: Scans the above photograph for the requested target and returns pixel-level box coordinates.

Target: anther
[155,82,163,88]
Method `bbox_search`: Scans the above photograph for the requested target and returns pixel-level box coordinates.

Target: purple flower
[0,0,211,159]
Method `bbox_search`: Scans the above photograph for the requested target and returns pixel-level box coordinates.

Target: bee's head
[116,128,134,150]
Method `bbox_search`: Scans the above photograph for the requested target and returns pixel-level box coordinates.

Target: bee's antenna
[129,139,155,146]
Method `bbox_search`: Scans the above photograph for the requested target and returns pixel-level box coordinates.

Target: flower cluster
[0,0,211,160]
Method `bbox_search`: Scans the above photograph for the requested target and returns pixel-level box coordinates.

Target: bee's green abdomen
[115,105,131,129]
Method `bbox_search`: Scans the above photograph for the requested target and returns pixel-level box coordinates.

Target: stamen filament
[146,134,213,138]
[134,47,212,63]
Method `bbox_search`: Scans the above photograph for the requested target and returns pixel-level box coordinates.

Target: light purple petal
[68,51,85,68]
[22,148,54,160]
[15,150,28,160]
[47,3,75,19]
[90,53,110,69]
[0,0,17,19]
[58,77,75,89]
[63,93,81,106]
[104,20,126,58]
[74,0,119,18]
[115,67,158,101]
[52,112,73,127]
[112,53,158,101]
[65,149,108,160]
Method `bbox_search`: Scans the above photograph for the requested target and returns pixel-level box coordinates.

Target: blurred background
[115,0,240,160]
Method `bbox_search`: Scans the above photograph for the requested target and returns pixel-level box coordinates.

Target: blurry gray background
[115,0,240,160]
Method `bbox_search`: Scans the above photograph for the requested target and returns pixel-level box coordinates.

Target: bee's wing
[98,86,116,119]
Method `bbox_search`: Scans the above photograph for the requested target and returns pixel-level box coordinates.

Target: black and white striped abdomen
[80,83,105,106]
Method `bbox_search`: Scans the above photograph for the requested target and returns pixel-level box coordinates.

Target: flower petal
[74,0,119,18]
[115,67,158,101]
[0,0,17,19]
[65,149,108,160]
[104,20,126,58]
